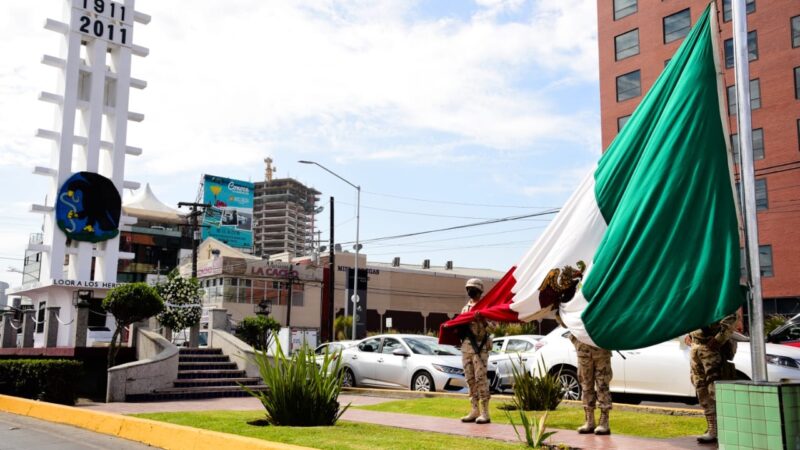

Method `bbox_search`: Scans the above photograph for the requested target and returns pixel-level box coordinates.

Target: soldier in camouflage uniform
[545,261,612,435]
[567,332,613,435]
[459,278,493,424]
[687,313,737,444]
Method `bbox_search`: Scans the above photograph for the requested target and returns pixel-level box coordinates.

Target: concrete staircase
[126,348,266,402]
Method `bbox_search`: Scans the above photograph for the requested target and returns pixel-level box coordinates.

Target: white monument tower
[10,0,149,348]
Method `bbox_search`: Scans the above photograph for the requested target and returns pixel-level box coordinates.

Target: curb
[342,387,704,416]
[0,395,314,450]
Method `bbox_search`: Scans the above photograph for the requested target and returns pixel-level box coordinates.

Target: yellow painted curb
[0,395,315,450]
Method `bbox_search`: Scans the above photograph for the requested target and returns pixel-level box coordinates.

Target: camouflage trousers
[574,339,613,411]
[462,343,491,402]
[690,343,722,416]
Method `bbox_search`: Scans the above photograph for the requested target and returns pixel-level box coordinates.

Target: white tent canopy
[123,183,185,224]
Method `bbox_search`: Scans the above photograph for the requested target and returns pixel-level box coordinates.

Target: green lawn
[355,397,705,439]
[132,410,524,450]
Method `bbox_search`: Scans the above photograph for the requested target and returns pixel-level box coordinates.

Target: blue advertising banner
[201,174,254,250]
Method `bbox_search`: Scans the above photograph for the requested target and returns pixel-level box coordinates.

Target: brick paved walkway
[80,396,713,449]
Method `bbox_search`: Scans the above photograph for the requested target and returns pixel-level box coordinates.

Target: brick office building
[597,0,800,316]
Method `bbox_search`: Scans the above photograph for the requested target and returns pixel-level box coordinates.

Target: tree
[156,272,203,342]
[102,283,164,367]
[236,315,282,350]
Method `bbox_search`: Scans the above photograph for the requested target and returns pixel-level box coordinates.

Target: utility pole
[328,197,335,342]
[178,201,210,347]
[178,202,210,278]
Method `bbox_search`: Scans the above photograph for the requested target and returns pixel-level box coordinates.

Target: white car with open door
[533,327,800,402]
[488,335,545,392]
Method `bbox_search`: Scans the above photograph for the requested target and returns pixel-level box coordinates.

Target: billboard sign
[201,174,254,250]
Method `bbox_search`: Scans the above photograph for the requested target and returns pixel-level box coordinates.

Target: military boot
[697,414,717,444]
[577,408,595,434]
[460,398,480,423]
[476,399,491,424]
[594,410,611,435]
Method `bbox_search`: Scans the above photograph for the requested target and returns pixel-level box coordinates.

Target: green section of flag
[583,5,743,350]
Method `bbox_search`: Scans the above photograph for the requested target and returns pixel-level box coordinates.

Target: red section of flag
[438,266,520,345]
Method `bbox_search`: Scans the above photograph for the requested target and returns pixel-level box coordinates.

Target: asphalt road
[0,412,158,450]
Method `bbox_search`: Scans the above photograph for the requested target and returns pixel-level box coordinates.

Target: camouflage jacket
[459,301,494,351]
[689,314,737,346]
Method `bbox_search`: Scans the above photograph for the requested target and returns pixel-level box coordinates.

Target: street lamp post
[299,160,360,340]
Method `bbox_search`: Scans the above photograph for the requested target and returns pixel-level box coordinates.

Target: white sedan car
[340,334,470,392]
[488,335,545,391]
[533,327,800,402]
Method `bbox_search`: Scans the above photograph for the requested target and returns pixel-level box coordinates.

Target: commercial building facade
[185,239,503,337]
[598,0,800,316]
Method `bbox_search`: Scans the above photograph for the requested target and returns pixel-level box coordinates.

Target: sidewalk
[81,396,711,450]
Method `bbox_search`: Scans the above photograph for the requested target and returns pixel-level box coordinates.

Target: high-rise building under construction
[253,158,321,258]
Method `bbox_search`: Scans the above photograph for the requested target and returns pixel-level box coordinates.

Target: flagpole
[732,0,767,381]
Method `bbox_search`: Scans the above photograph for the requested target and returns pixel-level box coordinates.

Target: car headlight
[432,364,464,375]
[765,354,800,369]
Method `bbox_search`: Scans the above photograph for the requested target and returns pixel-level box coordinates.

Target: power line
[339,209,559,245]
[363,190,558,209]
[336,201,557,220]
[365,224,548,248]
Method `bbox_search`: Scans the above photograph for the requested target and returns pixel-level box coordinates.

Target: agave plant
[509,355,564,411]
[507,409,558,449]
[243,334,350,426]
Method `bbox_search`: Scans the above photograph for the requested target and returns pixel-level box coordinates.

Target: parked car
[533,327,800,402]
[314,340,357,366]
[340,334,490,392]
[767,314,800,347]
[488,335,545,392]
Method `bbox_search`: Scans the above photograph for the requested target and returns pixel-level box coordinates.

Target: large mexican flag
[441,4,744,350]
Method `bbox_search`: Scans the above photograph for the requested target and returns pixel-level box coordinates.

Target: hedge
[0,359,83,405]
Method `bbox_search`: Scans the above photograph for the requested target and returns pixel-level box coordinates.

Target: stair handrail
[208,328,272,378]
[106,328,180,402]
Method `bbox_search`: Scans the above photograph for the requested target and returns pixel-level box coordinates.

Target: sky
[0,0,601,289]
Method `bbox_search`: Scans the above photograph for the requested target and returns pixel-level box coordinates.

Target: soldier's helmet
[465,278,484,292]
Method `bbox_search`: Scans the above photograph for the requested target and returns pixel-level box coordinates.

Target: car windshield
[404,337,461,356]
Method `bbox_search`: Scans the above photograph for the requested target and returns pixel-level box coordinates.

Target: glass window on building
[740,245,774,278]
[617,115,631,131]
[613,0,637,20]
[793,16,800,48]
[727,79,761,115]
[722,0,756,23]
[795,67,800,99]
[755,178,768,211]
[724,31,758,69]
[735,178,768,211]
[36,302,46,333]
[731,128,765,162]
[663,9,691,44]
[616,70,641,102]
[291,284,304,307]
[615,29,639,60]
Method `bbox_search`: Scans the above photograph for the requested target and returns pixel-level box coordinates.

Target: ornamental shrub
[0,359,82,405]
[103,282,164,367]
[235,315,281,350]
[244,336,350,426]
[156,272,203,336]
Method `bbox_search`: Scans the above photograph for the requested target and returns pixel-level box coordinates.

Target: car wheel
[555,367,581,401]
[412,371,435,392]
[342,368,356,388]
